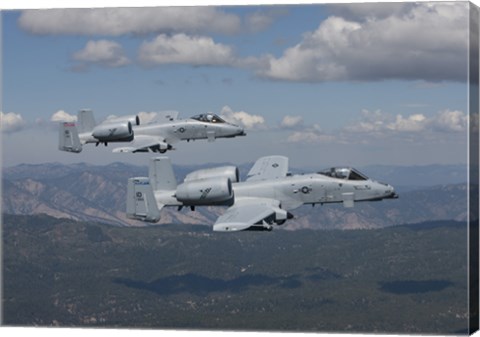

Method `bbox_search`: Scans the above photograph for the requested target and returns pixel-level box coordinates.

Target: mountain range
[2,213,469,333]
[2,161,469,230]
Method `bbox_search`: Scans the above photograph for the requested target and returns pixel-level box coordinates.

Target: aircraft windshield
[318,167,368,181]
[191,114,226,123]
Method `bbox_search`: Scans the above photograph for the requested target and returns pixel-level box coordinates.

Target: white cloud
[17,4,468,84]
[287,108,468,145]
[1,112,26,133]
[219,106,265,129]
[258,3,468,82]
[386,114,427,132]
[286,123,337,143]
[326,2,414,21]
[346,109,468,134]
[50,110,77,123]
[73,40,130,68]
[18,7,241,36]
[430,109,468,132]
[287,131,336,143]
[138,34,235,67]
[344,109,390,133]
[280,115,304,129]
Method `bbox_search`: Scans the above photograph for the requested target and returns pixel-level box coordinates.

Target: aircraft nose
[221,123,246,137]
[233,124,246,136]
[384,184,399,199]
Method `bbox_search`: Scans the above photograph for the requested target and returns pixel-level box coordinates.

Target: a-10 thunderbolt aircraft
[59,109,245,154]
[127,155,398,232]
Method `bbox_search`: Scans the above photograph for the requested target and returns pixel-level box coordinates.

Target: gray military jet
[126,155,398,232]
[59,109,245,154]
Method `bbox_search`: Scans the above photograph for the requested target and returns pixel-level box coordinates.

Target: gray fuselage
[133,119,245,143]
[232,173,395,210]
[80,118,245,144]
[156,172,396,211]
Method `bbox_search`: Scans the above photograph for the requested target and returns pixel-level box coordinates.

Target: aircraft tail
[149,157,177,191]
[126,177,161,222]
[126,157,177,223]
[77,109,96,133]
[58,122,82,153]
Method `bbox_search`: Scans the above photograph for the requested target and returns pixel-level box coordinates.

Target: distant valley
[2,161,469,230]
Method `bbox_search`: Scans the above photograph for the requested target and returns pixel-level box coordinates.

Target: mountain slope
[2,214,469,333]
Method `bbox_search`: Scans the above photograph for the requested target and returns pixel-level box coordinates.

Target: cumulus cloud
[387,114,427,132]
[430,109,468,132]
[138,34,236,67]
[258,2,468,82]
[287,130,336,144]
[326,2,414,21]
[219,106,265,129]
[1,112,26,133]
[286,123,339,143]
[346,109,468,134]
[287,108,468,145]
[17,4,468,84]
[280,115,304,129]
[343,109,390,133]
[18,7,241,36]
[50,110,77,122]
[73,40,130,68]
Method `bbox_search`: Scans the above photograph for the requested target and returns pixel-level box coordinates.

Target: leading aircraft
[126,155,398,232]
[59,109,245,154]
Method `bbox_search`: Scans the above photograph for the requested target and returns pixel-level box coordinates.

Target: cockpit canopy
[191,113,226,124]
[318,167,369,181]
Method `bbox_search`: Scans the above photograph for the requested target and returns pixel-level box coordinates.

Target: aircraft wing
[213,198,283,232]
[112,135,170,153]
[246,155,289,181]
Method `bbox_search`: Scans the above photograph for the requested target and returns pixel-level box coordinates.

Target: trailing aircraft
[126,155,398,232]
[58,109,245,154]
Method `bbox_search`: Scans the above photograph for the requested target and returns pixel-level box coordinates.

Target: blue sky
[1,1,474,168]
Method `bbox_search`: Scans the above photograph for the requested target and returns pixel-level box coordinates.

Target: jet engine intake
[184,166,239,183]
[176,177,234,205]
[92,121,134,142]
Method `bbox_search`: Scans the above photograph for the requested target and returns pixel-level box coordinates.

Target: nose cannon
[385,191,399,199]
[383,184,399,199]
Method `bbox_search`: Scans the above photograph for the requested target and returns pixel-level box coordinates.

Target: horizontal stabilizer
[247,155,288,181]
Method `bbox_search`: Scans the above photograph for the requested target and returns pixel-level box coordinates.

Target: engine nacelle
[176,177,233,205]
[106,115,140,126]
[92,121,134,142]
[184,166,239,183]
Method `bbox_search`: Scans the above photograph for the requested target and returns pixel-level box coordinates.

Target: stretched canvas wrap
[1,1,479,335]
